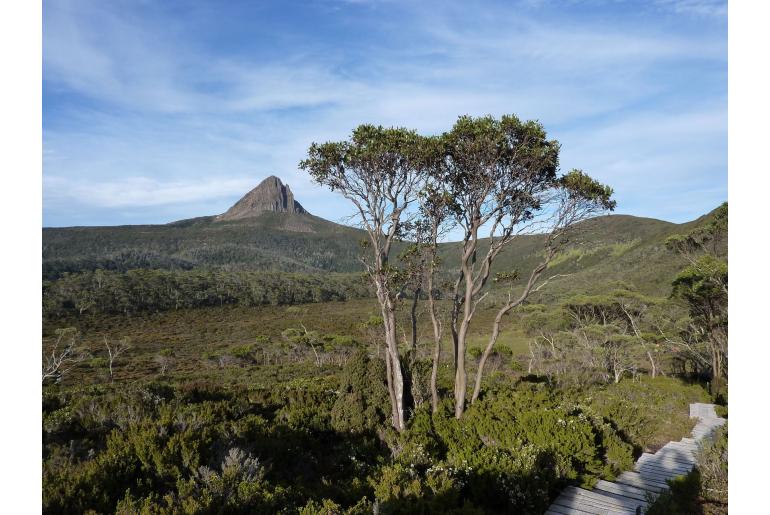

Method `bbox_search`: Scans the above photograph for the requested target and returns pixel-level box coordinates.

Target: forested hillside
[42,212,370,279]
[42,206,723,319]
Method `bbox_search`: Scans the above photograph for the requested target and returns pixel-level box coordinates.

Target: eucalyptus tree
[417,185,455,413]
[42,327,87,383]
[666,202,728,383]
[300,125,431,431]
[433,115,615,417]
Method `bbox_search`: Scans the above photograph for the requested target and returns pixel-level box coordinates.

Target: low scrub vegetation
[43,347,713,514]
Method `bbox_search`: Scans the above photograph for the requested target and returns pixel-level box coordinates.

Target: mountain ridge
[216,176,306,221]
[41,177,725,296]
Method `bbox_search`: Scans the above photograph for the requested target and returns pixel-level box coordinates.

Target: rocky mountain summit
[217,176,306,221]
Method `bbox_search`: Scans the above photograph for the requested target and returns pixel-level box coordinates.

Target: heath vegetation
[42,115,727,514]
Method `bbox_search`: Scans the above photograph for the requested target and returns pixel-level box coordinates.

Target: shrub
[698,424,727,511]
[645,470,702,515]
[587,377,709,451]
[230,344,257,360]
[331,351,390,434]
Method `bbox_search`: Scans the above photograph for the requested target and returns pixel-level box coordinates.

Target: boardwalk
[544,403,726,515]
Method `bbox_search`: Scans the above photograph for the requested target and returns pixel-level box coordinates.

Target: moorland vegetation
[42,115,727,514]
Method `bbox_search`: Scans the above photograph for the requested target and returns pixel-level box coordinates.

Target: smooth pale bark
[383,341,399,429]
[470,261,549,404]
[453,238,477,418]
[378,289,406,431]
[427,271,441,413]
[410,285,421,353]
[621,304,659,379]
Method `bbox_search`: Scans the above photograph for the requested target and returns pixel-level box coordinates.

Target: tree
[431,115,614,417]
[300,125,431,431]
[155,349,175,375]
[671,256,728,380]
[418,186,455,413]
[42,328,87,383]
[614,290,663,378]
[104,336,130,382]
[666,203,728,384]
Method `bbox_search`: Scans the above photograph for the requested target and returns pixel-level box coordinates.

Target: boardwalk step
[594,480,655,503]
[555,487,641,514]
[648,449,696,464]
[616,471,669,492]
[545,403,725,514]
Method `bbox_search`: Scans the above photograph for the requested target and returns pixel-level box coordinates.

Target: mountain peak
[217,176,307,221]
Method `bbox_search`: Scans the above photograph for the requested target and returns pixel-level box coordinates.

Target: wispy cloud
[43,0,726,226]
[654,0,727,18]
[44,175,258,208]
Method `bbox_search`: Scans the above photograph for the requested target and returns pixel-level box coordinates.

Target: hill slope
[42,211,367,279]
[42,176,724,296]
[43,206,722,298]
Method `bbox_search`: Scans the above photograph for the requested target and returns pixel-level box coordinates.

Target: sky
[42,0,727,228]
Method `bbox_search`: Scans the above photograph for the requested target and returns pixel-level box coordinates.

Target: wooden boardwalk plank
[636,461,692,476]
[553,493,626,514]
[638,458,694,473]
[615,472,668,493]
[555,491,635,514]
[562,487,645,511]
[594,480,654,503]
[641,452,695,467]
[640,451,694,464]
[546,506,597,515]
[552,497,630,515]
[637,454,694,470]
[545,403,726,514]
[636,462,681,476]
[637,466,681,482]
[636,464,691,479]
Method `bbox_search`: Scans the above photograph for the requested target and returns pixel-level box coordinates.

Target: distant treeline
[43,269,372,318]
[42,251,197,281]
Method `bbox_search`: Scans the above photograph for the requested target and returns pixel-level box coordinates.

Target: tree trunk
[471,315,503,404]
[453,248,476,419]
[646,350,657,378]
[428,285,441,413]
[430,338,440,413]
[454,318,471,418]
[426,238,442,414]
[383,343,399,429]
[410,286,421,353]
[383,305,405,431]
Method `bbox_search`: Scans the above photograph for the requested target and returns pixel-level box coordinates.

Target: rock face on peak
[217,176,307,221]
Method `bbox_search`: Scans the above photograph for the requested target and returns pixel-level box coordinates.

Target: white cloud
[654,0,727,18]
[44,175,259,208]
[42,0,726,225]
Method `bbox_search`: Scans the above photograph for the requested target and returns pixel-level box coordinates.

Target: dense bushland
[43,346,710,514]
[43,269,371,318]
[41,110,727,513]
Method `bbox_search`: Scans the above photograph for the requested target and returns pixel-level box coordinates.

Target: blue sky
[43,0,727,227]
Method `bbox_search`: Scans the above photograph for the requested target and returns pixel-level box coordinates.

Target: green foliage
[367,385,637,514]
[559,169,616,210]
[44,269,371,318]
[672,256,727,307]
[229,344,256,360]
[587,377,709,450]
[698,424,728,510]
[331,351,390,434]
[645,470,703,515]
[42,382,383,514]
[299,497,372,515]
[43,211,370,280]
